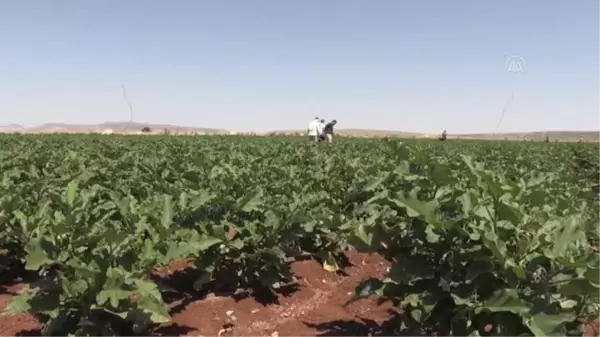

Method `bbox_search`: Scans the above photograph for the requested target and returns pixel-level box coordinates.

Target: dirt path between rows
[0,252,397,336]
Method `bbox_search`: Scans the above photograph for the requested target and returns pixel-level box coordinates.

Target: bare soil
[0,252,598,336]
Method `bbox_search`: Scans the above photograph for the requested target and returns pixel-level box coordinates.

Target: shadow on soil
[15,329,42,336]
[0,258,38,295]
[154,266,301,315]
[153,323,197,336]
[12,319,199,337]
[13,324,199,337]
[305,310,404,336]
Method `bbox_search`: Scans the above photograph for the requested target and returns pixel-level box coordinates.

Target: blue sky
[0,0,598,133]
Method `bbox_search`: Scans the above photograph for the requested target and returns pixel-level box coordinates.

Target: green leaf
[524,312,575,336]
[430,164,452,186]
[550,216,583,258]
[26,291,60,315]
[584,267,599,286]
[96,289,131,308]
[345,278,384,306]
[495,202,522,224]
[191,236,222,251]
[3,295,31,314]
[479,289,531,314]
[136,295,170,324]
[458,191,476,217]
[13,210,28,233]
[161,195,173,229]
[392,189,440,226]
[556,277,598,297]
[466,260,494,283]
[24,238,53,270]
[65,180,78,207]
[410,309,423,322]
[425,224,440,243]
[480,230,508,265]
[190,189,214,209]
[354,223,374,247]
[238,189,264,212]
[403,292,438,318]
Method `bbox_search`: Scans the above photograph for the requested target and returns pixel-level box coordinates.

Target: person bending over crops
[319,120,337,143]
[307,117,320,142]
[317,119,325,139]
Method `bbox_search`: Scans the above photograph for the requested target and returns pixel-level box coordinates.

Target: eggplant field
[0,134,598,336]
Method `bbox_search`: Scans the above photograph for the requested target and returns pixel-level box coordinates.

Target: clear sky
[0,0,598,133]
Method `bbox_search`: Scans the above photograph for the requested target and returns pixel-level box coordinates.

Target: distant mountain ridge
[0,124,25,132]
[458,131,598,141]
[0,121,228,134]
[0,122,596,141]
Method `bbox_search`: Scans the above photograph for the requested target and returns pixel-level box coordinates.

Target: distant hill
[0,121,228,134]
[0,122,596,142]
[457,131,598,142]
[0,124,25,132]
[337,129,426,137]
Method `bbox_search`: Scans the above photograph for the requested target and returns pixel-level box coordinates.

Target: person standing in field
[321,120,337,143]
[307,117,320,142]
[439,128,447,141]
[317,119,326,141]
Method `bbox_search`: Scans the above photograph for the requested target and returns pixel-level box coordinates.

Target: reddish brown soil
[0,273,39,336]
[0,252,598,336]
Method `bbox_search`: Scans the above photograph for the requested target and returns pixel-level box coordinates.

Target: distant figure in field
[317,119,325,139]
[307,117,320,142]
[319,120,337,143]
[439,128,447,141]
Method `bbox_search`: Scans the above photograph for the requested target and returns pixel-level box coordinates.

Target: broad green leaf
[354,223,374,247]
[392,190,440,226]
[24,238,53,270]
[191,236,222,251]
[3,295,31,314]
[496,202,522,224]
[65,180,78,206]
[458,191,476,217]
[190,189,214,209]
[524,312,575,336]
[479,289,531,314]
[238,189,264,212]
[136,295,170,324]
[161,195,173,229]
[550,216,582,258]
[96,289,131,308]
[410,309,423,322]
[430,164,452,186]
[556,277,598,297]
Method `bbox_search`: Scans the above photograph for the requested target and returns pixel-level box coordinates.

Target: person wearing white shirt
[317,119,325,141]
[439,128,447,141]
[307,117,320,142]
